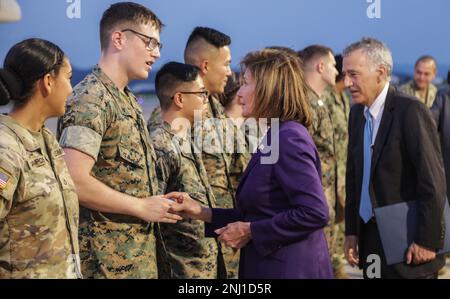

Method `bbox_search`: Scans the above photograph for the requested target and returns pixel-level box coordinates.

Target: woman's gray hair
[343,37,393,80]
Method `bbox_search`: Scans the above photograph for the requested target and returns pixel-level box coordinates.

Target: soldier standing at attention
[0,38,81,278]
[323,54,351,279]
[150,62,226,278]
[148,27,249,278]
[57,2,183,278]
[185,27,249,278]
[298,45,339,276]
[400,56,438,107]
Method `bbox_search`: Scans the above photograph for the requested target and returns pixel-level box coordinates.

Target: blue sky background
[1,0,449,78]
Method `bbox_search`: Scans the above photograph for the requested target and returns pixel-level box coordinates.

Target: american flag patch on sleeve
[0,168,11,190]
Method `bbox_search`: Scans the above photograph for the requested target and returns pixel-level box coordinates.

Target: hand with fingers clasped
[215,222,252,250]
[133,195,184,223]
[163,191,208,221]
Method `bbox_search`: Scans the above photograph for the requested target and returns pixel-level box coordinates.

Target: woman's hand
[133,195,183,223]
[163,191,211,222]
[215,221,252,250]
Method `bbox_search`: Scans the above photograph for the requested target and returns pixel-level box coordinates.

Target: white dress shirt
[364,82,390,146]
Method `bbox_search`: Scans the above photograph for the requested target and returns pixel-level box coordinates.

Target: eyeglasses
[121,28,163,51]
[171,91,209,102]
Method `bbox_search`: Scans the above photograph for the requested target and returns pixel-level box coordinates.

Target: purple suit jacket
[206,121,333,279]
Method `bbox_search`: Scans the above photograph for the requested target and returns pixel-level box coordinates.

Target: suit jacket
[206,121,333,279]
[345,86,446,278]
[431,86,450,200]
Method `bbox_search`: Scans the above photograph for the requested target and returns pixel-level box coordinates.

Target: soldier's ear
[38,73,53,97]
[172,92,184,109]
[432,68,437,77]
[317,60,325,74]
[199,60,208,76]
[111,31,124,50]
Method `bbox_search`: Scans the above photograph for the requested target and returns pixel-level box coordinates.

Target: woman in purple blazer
[167,48,333,279]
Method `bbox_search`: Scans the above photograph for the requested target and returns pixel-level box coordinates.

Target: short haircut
[184,27,231,63]
[240,48,312,127]
[100,2,163,51]
[185,27,231,49]
[343,37,393,80]
[155,61,200,111]
[297,44,333,66]
[415,55,437,71]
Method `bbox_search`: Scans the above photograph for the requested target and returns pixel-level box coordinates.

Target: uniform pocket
[22,154,53,200]
[117,144,146,169]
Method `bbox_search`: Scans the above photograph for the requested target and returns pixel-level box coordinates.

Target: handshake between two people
[144,191,252,250]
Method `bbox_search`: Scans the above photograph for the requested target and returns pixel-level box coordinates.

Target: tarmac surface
[344,258,450,279]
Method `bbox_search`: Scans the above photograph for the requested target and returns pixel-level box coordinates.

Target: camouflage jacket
[225,117,251,192]
[400,80,437,108]
[324,87,350,221]
[0,115,81,278]
[307,87,337,223]
[151,121,225,278]
[199,96,237,208]
[147,106,162,135]
[199,96,249,279]
[147,96,248,278]
[58,65,159,278]
[147,96,249,208]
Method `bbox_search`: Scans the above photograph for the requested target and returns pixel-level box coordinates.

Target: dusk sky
[1,0,449,76]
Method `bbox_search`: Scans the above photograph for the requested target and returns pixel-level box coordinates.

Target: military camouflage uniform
[400,80,437,108]
[226,118,252,192]
[58,65,160,279]
[324,87,350,273]
[150,121,226,278]
[147,96,249,278]
[306,86,337,257]
[147,104,249,192]
[147,106,162,135]
[324,87,350,223]
[0,115,81,279]
[197,96,249,278]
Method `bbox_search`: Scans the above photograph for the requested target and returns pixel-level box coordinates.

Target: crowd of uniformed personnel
[0,2,448,279]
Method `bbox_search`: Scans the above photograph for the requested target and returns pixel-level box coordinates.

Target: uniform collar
[0,114,45,151]
[207,94,226,118]
[160,120,191,143]
[306,85,321,100]
[161,121,175,136]
[92,65,137,105]
[411,80,436,92]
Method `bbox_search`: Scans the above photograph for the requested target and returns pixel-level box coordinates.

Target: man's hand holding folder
[405,242,437,265]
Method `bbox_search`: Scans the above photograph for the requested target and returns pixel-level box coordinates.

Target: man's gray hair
[343,37,393,80]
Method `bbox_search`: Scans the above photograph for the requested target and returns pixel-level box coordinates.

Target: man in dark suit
[343,38,446,279]
[431,86,450,202]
